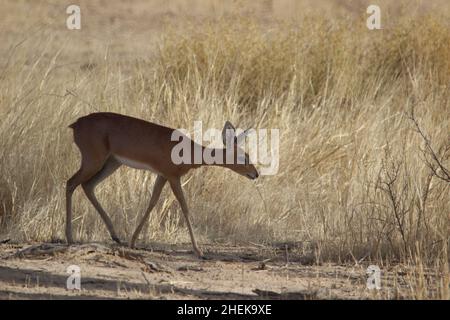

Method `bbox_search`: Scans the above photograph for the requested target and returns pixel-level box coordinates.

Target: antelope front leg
[169,179,203,258]
[130,175,167,249]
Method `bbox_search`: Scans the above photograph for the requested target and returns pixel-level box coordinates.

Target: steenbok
[66,112,259,257]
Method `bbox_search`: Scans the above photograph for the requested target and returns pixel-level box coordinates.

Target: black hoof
[112,237,122,245]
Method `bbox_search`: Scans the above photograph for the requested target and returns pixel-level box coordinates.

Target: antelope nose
[255,172,259,179]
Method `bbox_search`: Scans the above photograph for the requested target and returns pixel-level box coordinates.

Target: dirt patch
[0,242,424,300]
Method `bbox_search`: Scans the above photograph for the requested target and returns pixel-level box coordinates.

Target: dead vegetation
[0,0,448,299]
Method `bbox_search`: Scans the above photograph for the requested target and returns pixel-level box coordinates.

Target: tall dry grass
[0,0,448,298]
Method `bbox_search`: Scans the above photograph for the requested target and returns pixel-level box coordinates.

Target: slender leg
[169,178,203,258]
[66,157,107,244]
[130,175,167,248]
[66,171,84,244]
[81,157,122,244]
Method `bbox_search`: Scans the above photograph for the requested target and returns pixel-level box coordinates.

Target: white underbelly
[114,155,158,173]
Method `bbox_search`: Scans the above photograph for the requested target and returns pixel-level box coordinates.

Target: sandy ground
[0,242,415,300]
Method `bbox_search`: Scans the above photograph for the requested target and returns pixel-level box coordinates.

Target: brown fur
[66,112,259,257]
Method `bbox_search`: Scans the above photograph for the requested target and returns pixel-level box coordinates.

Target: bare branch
[408,109,450,183]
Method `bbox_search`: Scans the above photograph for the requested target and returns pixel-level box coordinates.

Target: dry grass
[0,0,448,299]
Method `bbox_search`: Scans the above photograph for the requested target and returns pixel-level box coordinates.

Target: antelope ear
[222,121,236,146]
[236,128,251,146]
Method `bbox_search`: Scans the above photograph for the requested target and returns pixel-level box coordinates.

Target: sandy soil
[0,242,413,300]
